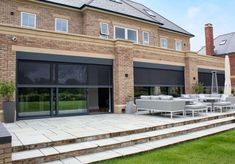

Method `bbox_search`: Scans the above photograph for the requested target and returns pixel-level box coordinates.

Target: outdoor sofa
[136,96,185,119]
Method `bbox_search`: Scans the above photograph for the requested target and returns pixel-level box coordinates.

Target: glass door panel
[58,88,87,115]
[18,88,51,117]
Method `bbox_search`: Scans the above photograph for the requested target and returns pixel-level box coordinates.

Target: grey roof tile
[42,0,193,36]
[198,32,235,55]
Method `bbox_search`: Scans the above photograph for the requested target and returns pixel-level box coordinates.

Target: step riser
[12,119,235,164]
[12,112,235,152]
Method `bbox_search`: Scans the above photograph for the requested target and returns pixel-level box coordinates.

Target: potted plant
[192,82,204,94]
[0,81,16,123]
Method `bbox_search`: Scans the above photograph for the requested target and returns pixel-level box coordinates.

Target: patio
[2,111,235,163]
[4,111,235,148]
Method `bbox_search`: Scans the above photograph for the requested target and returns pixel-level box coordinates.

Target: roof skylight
[219,40,227,45]
[144,9,156,17]
[110,0,122,4]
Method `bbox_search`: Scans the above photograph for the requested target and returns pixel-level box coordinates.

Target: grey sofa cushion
[140,96,151,99]
[150,96,160,100]
[214,101,231,106]
[159,96,173,100]
[185,103,207,109]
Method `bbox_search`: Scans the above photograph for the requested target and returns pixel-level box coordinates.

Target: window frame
[114,26,138,43]
[175,39,182,51]
[55,18,69,33]
[160,37,168,49]
[100,22,109,36]
[21,12,36,29]
[143,31,150,45]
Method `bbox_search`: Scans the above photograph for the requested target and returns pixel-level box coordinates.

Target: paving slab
[76,150,121,163]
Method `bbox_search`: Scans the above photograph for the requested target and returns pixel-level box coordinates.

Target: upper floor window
[175,40,182,51]
[21,12,36,28]
[160,38,168,48]
[55,18,68,32]
[143,31,149,45]
[100,22,109,38]
[114,26,138,43]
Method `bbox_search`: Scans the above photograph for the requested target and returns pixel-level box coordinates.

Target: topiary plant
[192,82,204,94]
[0,81,15,102]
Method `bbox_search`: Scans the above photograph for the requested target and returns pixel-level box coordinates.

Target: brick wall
[0,0,83,34]
[228,54,235,87]
[0,25,225,114]
[0,123,12,164]
[158,29,191,51]
[113,41,134,113]
[82,9,160,46]
[0,0,191,50]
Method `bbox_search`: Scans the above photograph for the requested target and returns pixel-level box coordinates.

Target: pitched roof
[40,0,194,37]
[198,32,235,55]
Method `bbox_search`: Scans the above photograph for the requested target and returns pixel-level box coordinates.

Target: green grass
[19,101,86,112]
[96,130,235,164]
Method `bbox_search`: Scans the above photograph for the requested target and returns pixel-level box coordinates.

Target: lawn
[96,130,235,164]
[19,101,86,112]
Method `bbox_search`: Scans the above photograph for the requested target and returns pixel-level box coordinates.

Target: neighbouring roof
[39,0,194,37]
[198,32,235,55]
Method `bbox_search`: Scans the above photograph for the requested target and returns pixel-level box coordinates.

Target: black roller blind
[134,67,184,86]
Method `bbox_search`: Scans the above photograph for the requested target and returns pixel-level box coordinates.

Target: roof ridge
[122,0,162,24]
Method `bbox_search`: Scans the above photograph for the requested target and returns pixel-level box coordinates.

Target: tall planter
[3,101,15,123]
[0,81,16,123]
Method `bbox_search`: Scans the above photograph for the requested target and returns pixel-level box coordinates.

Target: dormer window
[220,40,227,45]
[144,9,156,17]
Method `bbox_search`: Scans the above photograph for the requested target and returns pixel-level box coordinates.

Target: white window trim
[100,22,109,36]
[55,18,68,33]
[160,37,168,48]
[175,39,182,51]
[21,12,36,28]
[114,26,138,43]
[143,31,150,45]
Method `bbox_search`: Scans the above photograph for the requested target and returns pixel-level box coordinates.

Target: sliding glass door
[16,59,113,119]
[58,88,87,115]
[18,88,51,117]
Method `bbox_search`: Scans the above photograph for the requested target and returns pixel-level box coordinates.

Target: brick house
[0,0,225,121]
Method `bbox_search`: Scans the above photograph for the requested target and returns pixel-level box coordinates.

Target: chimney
[205,23,214,56]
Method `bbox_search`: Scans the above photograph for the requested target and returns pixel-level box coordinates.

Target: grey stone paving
[4,111,235,147]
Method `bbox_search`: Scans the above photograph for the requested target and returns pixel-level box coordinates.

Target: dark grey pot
[3,101,16,123]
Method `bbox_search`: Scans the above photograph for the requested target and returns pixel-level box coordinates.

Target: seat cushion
[185,104,207,109]
[150,96,160,100]
[214,102,231,106]
[159,96,173,100]
[140,96,151,99]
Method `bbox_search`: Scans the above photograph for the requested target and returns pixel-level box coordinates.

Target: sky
[134,0,235,52]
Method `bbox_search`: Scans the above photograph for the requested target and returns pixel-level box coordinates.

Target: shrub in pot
[0,81,16,123]
[192,82,205,94]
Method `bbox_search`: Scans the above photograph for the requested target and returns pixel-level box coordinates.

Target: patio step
[43,123,235,164]
[12,112,235,152]
[11,116,235,164]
